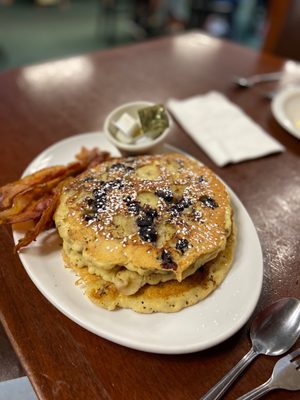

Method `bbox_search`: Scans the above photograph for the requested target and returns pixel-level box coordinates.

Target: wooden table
[0,32,299,400]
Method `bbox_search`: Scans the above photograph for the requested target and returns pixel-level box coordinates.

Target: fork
[237,348,300,399]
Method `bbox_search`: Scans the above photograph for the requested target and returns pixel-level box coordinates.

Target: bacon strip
[0,147,110,212]
[15,179,70,252]
[0,166,82,224]
[1,194,53,225]
[0,147,111,250]
[0,165,72,211]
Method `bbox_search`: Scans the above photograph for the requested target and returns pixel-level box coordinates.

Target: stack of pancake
[54,153,236,313]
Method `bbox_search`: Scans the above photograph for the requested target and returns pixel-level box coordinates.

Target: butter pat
[135,135,152,145]
[115,130,134,144]
[114,113,140,137]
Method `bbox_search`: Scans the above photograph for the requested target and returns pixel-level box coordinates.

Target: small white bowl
[103,101,172,154]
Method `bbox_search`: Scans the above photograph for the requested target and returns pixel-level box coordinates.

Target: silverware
[237,348,300,399]
[263,90,277,100]
[201,298,300,400]
[234,72,283,88]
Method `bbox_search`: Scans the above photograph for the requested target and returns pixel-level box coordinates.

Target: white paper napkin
[167,92,284,167]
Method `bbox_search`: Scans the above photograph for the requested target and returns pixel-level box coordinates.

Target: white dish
[103,101,172,154]
[14,132,263,354]
[271,85,300,139]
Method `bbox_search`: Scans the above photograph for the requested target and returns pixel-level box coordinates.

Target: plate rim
[271,85,300,139]
[15,132,264,354]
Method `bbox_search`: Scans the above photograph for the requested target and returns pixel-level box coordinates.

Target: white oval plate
[14,132,263,354]
[271,85,300,139]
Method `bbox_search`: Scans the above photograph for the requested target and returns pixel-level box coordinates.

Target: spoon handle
[249,72,283,85]
[201,348,258,400]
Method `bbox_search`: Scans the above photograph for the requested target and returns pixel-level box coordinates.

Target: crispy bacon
[15,179,71,252]
[0,147,111,250]
[0,165,70,211]
[1,167,81,224]
[0,147,110,213]
[76,147,112,169]
[1,193,53,225]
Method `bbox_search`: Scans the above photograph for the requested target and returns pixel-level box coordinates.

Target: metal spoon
[201,297,300,400]
[234,72,283,88]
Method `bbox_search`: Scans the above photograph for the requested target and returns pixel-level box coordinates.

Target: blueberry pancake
[64,223,236,313]
[54,153,234,312]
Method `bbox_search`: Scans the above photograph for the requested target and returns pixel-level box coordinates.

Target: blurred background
[0,0,299,70]
[0,0,300,396]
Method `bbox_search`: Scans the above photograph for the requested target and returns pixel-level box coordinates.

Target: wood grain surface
[0,32,299,400]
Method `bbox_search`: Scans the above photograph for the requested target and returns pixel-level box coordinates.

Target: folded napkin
[167,92,284,167]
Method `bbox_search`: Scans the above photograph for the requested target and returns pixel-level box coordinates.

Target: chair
[262,0,300,61]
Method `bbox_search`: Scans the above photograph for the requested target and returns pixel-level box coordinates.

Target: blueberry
[109,163,134,173]
[176,238,189,254]
[124,197,141,215]
[139,226,157,243]
[169,206,180,218]
[83,214,96,222]
[83,176,94,182]
[95,199,106,211]
[124,196,132,204]
[93,188,106,199]
[85,196,95,206]
[155,188,173,203]
[106,178,124,190]
[168,197,191,217]
[161,249,177,270]
[109,163,125,170]
[144,207,158,219]
[176,201,185,212]
[128,202,140,214]
[136,215,153,227]
[179,197,192,208]
[200,195,218,209]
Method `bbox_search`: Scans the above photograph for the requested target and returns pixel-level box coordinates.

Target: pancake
[54,153,232,297]
[64,222,236,313]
